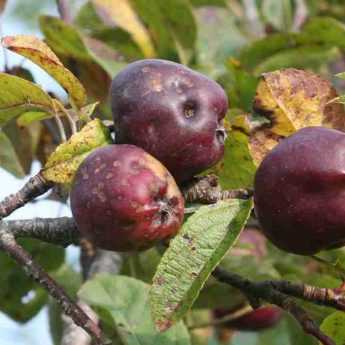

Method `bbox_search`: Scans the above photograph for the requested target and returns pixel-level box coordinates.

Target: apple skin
[110,59,228,183]
[254,126,345,255]
[214,306,283,331]
[70,144,184,252]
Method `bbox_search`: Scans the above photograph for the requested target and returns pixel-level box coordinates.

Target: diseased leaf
[79,274,191,345]
[0,72,53,127]
[91,0,156,57]
[320,312,345,345]
[42,119,112,184]
[150,199,253,331]
[40,15,112,109]
[248,128,281,165]
[253,68,345,137]
[247,68,345,163]
[2,35,87,107]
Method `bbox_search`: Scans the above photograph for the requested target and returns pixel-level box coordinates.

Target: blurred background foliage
[2,1,345,345]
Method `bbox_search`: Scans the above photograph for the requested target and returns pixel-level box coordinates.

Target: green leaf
[260,0,293,31]
[17,111,50,126]
[1,120,41,177]
[121,248,162,283]
[238,33,299,71]
[130,0,196,62]
[0,72,53,127]
[75,1,108,32]
[130,0,173,58]
[190,0,226,6]
[49,265,83,345]
[40,15,91,61]
[157,0,197,64]
[0,239,64,322]
[0,131,26,177]
[2,35,87,108]
[79,274,191,345]
[195,7,247,76]
[218,61,258,112]
[42,118,112,184]
[215,130,256,189]
[92,27,144,60]
[91,0,156,58]
[320,312,345,345]
[82,36,127,77]
[150,199,253,331]
[253,45,340,76]
[301,16,345,49]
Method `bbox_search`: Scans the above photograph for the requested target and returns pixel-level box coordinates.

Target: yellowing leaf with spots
[42,119,112,184]
[253,68,345,136]
[92,0,156,58]
[2,35,87,108]
[248,68,345,163]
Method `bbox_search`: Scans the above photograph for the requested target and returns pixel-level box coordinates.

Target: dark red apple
[70,144,184,251]
[214,305,283,331]
[254,126,345,255]
[110,59,228,182]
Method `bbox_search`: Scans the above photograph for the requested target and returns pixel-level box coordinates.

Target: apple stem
[0,172,53,220]
[183,174,252,204]
[213,267,335,345]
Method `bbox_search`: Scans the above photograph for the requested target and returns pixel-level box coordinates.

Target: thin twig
[0,172,53,220]
[0,230,105,345]
[54,112,67,142]
[54,99,77,135]
[269,280,345,311]
[213,267,335,345]
[3,217,79,246]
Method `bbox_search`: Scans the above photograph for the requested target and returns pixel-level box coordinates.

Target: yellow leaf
[2,35,87,108]
[42,119,112,184]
